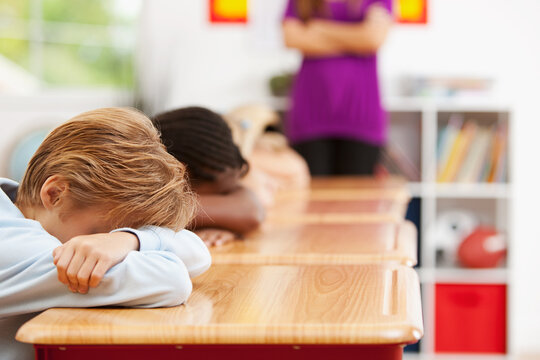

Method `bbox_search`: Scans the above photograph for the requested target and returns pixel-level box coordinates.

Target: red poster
[209,0,248,24]
[395,0,427,24]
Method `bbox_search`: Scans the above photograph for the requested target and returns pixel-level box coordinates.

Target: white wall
[137,0,299,114]
[139,0,540,354]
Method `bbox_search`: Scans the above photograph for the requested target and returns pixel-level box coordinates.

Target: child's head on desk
[154,106,249,195]
[15,107,196,243]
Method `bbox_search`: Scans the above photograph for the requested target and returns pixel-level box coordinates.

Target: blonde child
[0,108,211,360]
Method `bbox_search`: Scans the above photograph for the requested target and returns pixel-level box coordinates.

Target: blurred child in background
[225,104,310,207]
[154,107,265,247]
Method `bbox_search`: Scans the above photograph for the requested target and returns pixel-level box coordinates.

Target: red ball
[457,227,506,268]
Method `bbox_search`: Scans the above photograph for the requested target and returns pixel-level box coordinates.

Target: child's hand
[196,228,237,247]
[52,232,139,294]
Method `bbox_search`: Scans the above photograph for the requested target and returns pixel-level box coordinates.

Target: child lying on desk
[0,108,211,360]
[225,104,310,208]
[154,107,265,247]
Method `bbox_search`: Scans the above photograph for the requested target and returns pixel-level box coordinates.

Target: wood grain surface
[308,176,408,190]
[265,212,404,224]
[275,176,410,204]
[211,221,417,266]
[267,198,408,221]
[16,264,423,346]
[275,187,410,203]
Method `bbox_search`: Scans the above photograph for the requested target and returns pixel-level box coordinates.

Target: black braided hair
[153,106,249,184]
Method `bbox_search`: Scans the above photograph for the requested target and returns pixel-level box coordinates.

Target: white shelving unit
[385,97,512,356]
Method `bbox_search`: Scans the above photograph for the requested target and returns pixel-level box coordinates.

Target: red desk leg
[35,344,404,360]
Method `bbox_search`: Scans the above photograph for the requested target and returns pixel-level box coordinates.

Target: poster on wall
[395,0,427,24]
[209,0,248,24]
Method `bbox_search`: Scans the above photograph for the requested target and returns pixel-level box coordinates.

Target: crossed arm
[282,4,393,57]
[0,226,211,316]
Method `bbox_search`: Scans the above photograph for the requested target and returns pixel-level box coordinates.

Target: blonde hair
[16,107,196,231]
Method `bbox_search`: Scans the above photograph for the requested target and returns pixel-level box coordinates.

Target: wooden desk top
[267,198,408,222]
[16,264,423,346]
[276,176,409,201]
[309,176,408,190]
[211,221,417,266]
[275,187,410,203]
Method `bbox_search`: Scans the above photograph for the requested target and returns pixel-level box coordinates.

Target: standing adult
[282,0,393,175]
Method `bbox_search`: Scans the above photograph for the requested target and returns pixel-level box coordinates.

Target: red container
[435,283,506,353]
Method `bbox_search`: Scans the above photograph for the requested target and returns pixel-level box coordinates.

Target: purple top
[283,0,392,145]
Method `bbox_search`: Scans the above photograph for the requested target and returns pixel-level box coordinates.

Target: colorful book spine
[488,123,508,183]
[438,121,477,182]
[437,115,464,179]
[436,117,508,184]
[456,127,490,183]
[478,133,495,182]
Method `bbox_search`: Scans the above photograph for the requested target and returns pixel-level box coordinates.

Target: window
[0,0,141,89]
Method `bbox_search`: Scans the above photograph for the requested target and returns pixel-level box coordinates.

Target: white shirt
[0,178,211,360]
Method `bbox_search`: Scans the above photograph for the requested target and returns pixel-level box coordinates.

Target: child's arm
[52,232,139,294]
[0,222,209,317]
[53,227,211,294]
[120,226,212,278]
[196,228,237,247]
[193,186,265,235]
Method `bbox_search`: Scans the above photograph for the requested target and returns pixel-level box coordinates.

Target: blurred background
[1,0,540,358]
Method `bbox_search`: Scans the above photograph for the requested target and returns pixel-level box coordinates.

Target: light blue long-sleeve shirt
[0,178,212,360]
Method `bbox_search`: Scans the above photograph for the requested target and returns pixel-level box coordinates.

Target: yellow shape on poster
[397,0,423,20]
[214,0,247,18]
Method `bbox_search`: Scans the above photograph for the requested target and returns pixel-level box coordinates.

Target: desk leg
[34,344,404,360]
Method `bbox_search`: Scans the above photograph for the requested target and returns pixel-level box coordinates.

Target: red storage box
[435,283,506,353]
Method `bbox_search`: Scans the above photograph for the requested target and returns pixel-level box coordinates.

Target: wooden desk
[270,176,411,226]
[309,176,408,190]
[211,221,417,266]
[275,187,410,203]
[17,264,423,360]
[276,176,409,201]
[268,197,409,222]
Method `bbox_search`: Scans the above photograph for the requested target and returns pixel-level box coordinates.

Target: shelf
[385,96,511,112]
[433,183,511,199]
[393,99,512,357]
[407,182,511,199]
[407,182,424,197]
[418,267,508,284]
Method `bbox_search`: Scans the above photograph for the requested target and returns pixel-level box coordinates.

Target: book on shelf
[437,119,508,183]
[495,149,507,183]
[438,121,477,182]
[456,126,491,182]
[487,122,508,183]
[437,114,463,177]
